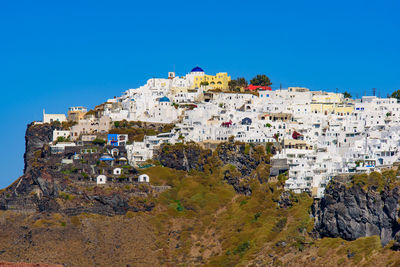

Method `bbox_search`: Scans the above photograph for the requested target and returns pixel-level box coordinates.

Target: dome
[99,154,114,161]
[241,117,252,125]
[159,96,170,102]
[191,66,204,73]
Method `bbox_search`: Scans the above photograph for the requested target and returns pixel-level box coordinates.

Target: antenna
[372,88,376,96]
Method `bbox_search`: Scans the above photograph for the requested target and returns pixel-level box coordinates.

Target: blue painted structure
[191,66,204,72]
[159,96,170,102]
[99,155,114,161]
[108,134,119,146]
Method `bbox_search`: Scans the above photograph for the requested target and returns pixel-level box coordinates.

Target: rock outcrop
[156,141,271,195]
[24,123,55,173]
[157,143,212,171]
[313,179,400,246]
[0,123,156,215]
[216,142,269,177]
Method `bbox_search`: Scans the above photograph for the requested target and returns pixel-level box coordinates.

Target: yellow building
[334,104,354,115]
[310,92,354,115]
[190,67,231,90]
[68,106,87,122]
[312,92,342,104]
[170,86,189,95]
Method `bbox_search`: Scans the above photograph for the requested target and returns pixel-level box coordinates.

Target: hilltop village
[39,67,400,198]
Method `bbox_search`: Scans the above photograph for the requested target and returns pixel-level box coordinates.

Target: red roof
[292,131,302,140]
[247,84,272,91]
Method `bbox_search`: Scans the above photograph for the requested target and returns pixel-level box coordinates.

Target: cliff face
[156,142,271,195]
[4,124,400,265]
[4,124,273,215]
[313,179,400,246]
[157,143,213,172]
[12,123,400,248]
[23,123,55,173]
[0,123,156,215]
[216,142,269,177]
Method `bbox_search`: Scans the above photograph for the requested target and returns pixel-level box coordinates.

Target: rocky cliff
[156,141,271,195]
[313,173,400,246]
[23,123,55,173]
[157,142,213,172]
[3,124,400,265]
[0,123,156,215]
[2,124,273,215]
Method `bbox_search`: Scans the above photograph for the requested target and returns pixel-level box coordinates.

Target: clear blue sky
[0,0,399,188]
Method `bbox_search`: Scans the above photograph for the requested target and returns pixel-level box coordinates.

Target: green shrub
[244,144,250,155]
[271,218,287,233]
[56,136,68,143]
[253,212,261,222]
[92,138,106,145]
[233,241,250,255]
[59,192,74,200]
[175,200,184,212]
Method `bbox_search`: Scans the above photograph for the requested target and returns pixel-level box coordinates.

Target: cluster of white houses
[40,67,400,198]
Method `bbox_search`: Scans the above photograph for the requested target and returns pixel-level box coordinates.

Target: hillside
[1,124,400,266]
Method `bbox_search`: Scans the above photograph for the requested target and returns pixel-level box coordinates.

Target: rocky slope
[156,141,271,195]
[0,123,156,215]
[313,173,400,246]
[3,123,400,266]
[157,142,213,172]
[24,123,55,173]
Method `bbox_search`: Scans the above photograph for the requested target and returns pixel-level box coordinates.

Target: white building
[48,67,400,199]
[42,109,67,123]
[52,130,71,142]
[138,174,150,183]
[97,175,107,184]
[70,116,111,140]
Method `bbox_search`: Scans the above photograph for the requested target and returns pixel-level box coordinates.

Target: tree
[250,74,272,86]
[236,77,248,88]
[228,79,238,90]
[228,77,248,91]
[391,90,400,100]
[343,91,352,99]
[56,136,68,143]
